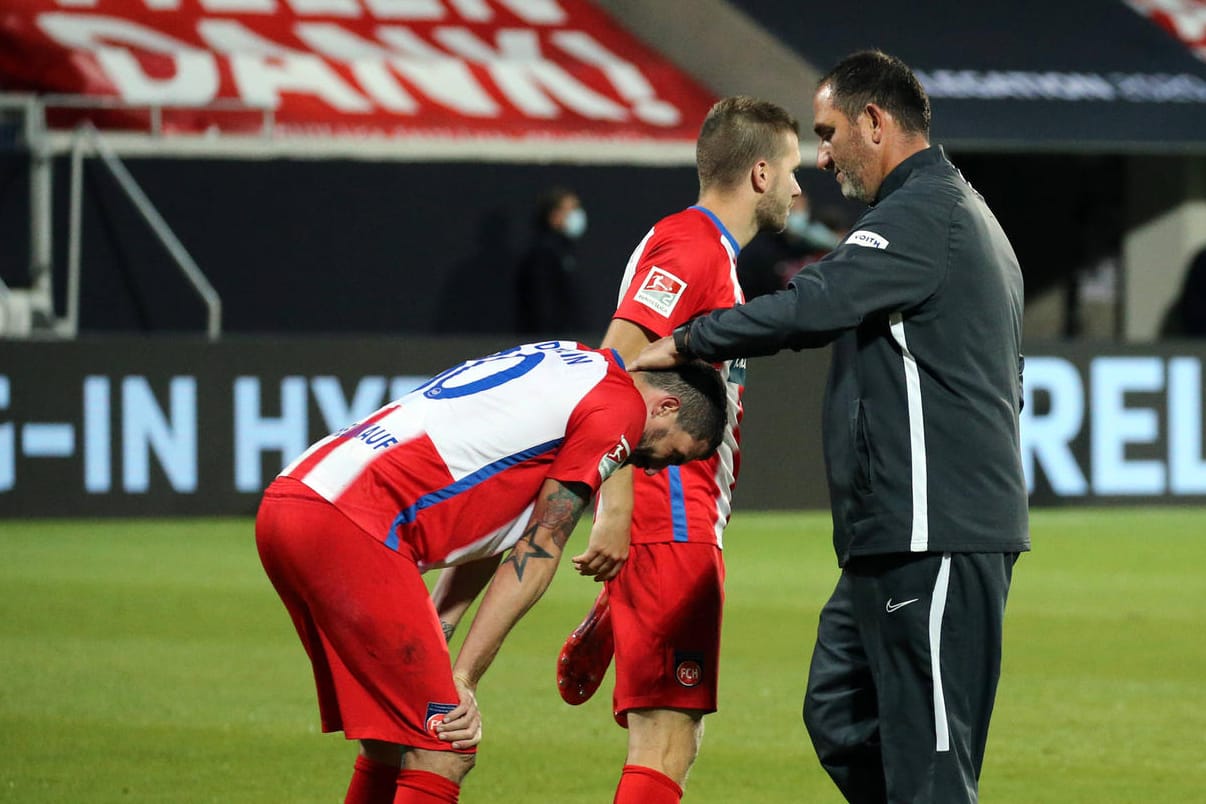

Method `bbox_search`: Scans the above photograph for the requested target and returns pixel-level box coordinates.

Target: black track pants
[802,551,1017,804]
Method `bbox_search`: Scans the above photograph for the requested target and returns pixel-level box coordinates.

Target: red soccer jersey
[280,342,645,569]
[613,206,746,547]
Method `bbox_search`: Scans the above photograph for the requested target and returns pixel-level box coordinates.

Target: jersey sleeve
[615,224,733,338]
[546,372,646,494]
[687,193,949,358]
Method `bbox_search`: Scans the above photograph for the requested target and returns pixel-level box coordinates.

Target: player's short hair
[819,50,931,137]
[639,361,728,454]
[696,96,799,193]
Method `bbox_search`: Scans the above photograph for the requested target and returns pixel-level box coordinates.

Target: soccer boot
[557,587,614,705]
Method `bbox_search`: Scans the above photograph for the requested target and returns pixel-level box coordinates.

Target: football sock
[394,769,460,803]
[613,764,683,804]
[344,755,399,804]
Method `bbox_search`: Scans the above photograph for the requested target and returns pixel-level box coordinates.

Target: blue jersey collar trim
[689,205,740,256]
[609,348,626,370]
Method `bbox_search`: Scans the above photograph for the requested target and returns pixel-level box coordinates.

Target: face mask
[562,207,587,240]
[785,209,811,238]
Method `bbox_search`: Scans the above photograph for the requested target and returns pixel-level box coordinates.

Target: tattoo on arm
[538,485,589,549]
[502,484,588,581]
[441,619,456,643]
[501,523,553,582]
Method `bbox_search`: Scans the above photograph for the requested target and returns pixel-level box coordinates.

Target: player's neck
[694,193,758,248]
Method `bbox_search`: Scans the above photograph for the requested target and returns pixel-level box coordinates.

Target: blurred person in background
[256,340,727,804]
[515,186,588,336]
[633,50,1029,804]
[556,96,801,804]
[786,188,844,250]
[1160,245,1206,337]
[738,189,844,298]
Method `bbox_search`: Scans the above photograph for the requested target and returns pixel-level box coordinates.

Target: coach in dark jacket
[633,50,1029,803]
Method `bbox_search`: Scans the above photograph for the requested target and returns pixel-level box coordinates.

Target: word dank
[34,0,687,127]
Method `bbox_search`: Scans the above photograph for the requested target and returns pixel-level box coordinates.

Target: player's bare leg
[397,747,474,803]
[402,747,475,780]
[614,708,703,803]
[349,740,472,804]
[345,740,402,804]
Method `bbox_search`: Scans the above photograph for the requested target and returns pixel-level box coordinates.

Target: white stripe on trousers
[929,553,953,752]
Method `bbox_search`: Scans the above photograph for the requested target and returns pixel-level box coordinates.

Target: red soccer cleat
[557,587,615,705]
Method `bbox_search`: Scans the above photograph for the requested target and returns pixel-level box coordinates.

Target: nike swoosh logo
[885,597,919,613]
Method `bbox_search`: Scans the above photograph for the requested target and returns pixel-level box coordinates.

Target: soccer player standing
[634,51,1029,804]
[558,97,801,803]
[256,341,727,804]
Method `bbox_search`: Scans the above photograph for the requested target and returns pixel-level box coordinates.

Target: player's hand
[572,520,629,582]
[629,335,683,371]
[436,675,482,749]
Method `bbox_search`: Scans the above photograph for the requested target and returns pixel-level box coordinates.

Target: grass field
[2,508,1205,802]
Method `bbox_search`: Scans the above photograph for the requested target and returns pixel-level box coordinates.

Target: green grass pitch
[2,508,1205,802]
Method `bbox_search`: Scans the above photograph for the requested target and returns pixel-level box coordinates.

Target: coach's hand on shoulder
[437,673,482,749]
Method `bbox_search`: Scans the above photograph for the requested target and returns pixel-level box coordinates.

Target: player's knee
[667,718,703,767]
[404,748,476,784]
[625,709,704,782]
[449,751,476,782]
[435,750,476,784]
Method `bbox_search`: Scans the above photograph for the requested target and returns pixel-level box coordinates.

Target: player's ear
[751,158,771,193]
[654,394,682,418]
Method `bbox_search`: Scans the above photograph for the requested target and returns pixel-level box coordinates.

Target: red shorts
[255,477,471,753]
[607,542,725,721]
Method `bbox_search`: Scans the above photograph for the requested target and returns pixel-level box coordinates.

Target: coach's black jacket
[681,146,1030,565]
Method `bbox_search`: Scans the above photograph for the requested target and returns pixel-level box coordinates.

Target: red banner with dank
[0,0,717,140]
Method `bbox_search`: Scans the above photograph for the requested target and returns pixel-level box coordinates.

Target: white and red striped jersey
[281,341,646,569]
[613,206,746,548]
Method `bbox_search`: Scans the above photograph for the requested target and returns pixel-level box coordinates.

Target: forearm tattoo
[502,485,587,581]
[441,619,456,643]
[538,485,588,549]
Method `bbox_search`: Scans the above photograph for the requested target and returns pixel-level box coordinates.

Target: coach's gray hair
[639,361,728,454]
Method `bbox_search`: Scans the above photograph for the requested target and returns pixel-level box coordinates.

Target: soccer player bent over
[256,341,727,804]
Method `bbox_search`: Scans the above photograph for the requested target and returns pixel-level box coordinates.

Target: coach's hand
[629,334,683,371]
[437,674,482,749]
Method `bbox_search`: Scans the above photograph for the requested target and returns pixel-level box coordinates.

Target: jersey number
[418,346,547,400]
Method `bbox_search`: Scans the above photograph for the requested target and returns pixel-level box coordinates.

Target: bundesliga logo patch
[597,435,632,482]
[674,652,705,688]
[633,267,688,317]
[424,702,457,735]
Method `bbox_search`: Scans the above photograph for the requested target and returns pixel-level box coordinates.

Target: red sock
[394,769,460,803]
[345,755,399,804]
[613,764,683,804]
